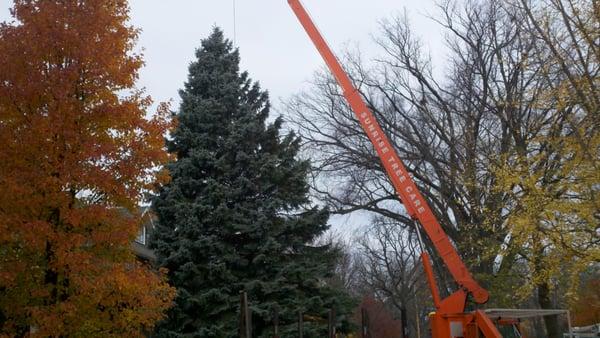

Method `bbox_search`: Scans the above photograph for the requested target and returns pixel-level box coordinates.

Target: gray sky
[0,0,445,235]
[0,0,445,109]
[126,0,445,111]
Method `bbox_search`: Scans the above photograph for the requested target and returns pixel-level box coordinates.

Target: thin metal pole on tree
[414,284,422,338]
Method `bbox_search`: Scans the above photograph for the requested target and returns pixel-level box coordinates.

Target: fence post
[328,308,336,338]
[273,305,279,338]
[240,291,251,338]
[298,311,303,338]
[361,307,370,338]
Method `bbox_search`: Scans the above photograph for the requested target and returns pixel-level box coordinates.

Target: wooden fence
[238,291,387,338]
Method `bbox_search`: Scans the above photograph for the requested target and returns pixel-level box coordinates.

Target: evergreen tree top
[171,27,272,159]
[183,27,241,99]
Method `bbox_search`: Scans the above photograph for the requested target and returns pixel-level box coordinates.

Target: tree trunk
[538,281,560,338]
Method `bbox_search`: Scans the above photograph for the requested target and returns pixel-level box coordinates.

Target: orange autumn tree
[0,0,175,336]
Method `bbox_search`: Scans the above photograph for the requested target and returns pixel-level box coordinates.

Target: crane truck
[287,1,508,337]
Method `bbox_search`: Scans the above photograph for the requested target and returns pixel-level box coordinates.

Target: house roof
[132,241,156,262]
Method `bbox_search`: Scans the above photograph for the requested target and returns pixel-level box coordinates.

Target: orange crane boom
[287,0,487,303]
[287,1,502,337]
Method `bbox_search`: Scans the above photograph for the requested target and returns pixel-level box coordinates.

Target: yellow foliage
[492,0,599,303]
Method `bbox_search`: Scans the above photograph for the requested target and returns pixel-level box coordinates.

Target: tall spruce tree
[151,28,355,337]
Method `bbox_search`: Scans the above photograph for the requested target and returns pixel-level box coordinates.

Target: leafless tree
[323,234,363,295]
[287,0,552,291]
[320,225,430,336]
[353,217,430,337]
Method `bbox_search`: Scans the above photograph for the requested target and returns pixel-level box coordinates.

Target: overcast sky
[124,0,445,111]
[0,0,447,112]
[0,0,446,235]
[0,0,446,107]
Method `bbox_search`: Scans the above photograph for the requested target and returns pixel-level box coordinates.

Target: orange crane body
[287,1,502,337]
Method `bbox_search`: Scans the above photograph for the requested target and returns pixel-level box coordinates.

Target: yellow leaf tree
[494,0,599,334]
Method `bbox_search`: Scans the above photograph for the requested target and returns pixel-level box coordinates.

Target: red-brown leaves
[0,0,175,335]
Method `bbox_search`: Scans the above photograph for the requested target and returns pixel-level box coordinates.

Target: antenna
[233,0,236,45]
